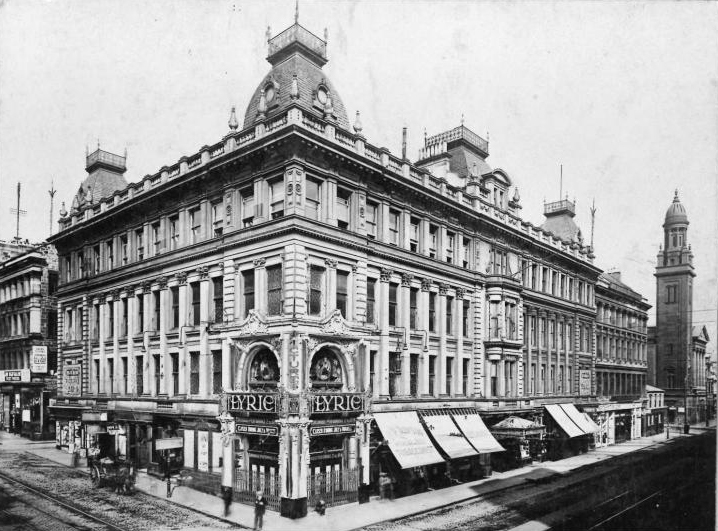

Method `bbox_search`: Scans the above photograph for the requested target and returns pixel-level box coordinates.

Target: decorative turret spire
[266,26,271,42]
[353,111,363,135]
[59,201,67,218]
[228,106,239,130]
[295,0,299,23]
[256,89,267,121]
[513,187,521,203]
[290,74,299,100]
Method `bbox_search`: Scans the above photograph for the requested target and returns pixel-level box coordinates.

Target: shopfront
[489,416,546,471]
[543,403,598,460]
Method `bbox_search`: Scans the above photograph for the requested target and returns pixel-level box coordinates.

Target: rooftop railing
[425,125,489,155]
[268,24,326,59]
[86,149,126,170]
[544,198,575,215]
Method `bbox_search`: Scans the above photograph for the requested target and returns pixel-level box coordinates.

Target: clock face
[317,87,328,105]
[265,85,275,104]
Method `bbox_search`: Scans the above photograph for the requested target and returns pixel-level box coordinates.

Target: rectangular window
[305,179,321,220]
[409,288,418,330]
[241,186,255,227]
[309,266,325,316]
[108,358,115,394]
[365,202,377,239]
[388,282,398,326]
[121,357,128,394]
[191,282,201,326]
[429,292,436,332]
[666,285,677,304]
[121,298,128,338]
[107,302,114,339]
[106,240,114,270]
[136,228,144,261]
[120,235,128,264]
[94,359,100,394]
[541,267,548,292]
[189,207,202,244]
[92,303,100,341]
[409,218,420,252]
[369,350,376,394]
[136,355,144,395]
[169,215,180,250]
[78,251,85,278]
[428,225,438,258]
[171,286,179,329]
[446,296,453,334]
[212,200,223,237]
[152,222,162,255]
[64,256,71,282]
[153,291,160,332]
[462,300,470,337]
[445,232,455,263]
[336,188,351,229]
[190,352,200,395]
[270,179,284,219]
[336,270,349,317]
[429,355,436,396]
[137,294,145,334]
[490,361,498,397]
[243,269,255,317]
[540,318,546,348]
[171,353,179,395]
[549,320,555,349]
[462,359,469,396]
[388,209,400,245]
[462,239,470,268]
[551,271,557,295]
[366,278,377,324]
[212,276,223,324]
[212,350,222,395]
[267,265,283,316]
[153,354,161,395]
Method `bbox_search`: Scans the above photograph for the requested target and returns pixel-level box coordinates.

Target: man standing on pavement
[254,490,266,530]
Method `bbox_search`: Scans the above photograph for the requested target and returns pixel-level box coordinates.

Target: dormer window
[317,86,328,105]
[264,83,276,104]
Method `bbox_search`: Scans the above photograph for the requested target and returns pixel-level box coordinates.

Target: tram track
[0,470,129,531]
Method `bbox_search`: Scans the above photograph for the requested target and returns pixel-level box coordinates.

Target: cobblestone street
[0,450,240,531]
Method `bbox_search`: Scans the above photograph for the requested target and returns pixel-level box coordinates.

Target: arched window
[310,347,343,390]
[248,348,279,389]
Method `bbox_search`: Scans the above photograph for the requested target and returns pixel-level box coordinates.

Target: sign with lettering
[197,431,209,472]
[106,423,121,435]
[30,346,48,373]
[63,364,82,397]
[156,437,184,451]
[310,424,355,436]
[310,393,365,414]
[0,369,31,382]
[225,393,279,414]
[579,370,592,396]
[236,424,279,436]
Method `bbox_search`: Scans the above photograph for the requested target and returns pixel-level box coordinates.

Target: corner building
[49,18,604,518]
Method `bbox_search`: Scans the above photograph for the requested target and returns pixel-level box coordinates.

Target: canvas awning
[452,412,505,453]
[490,416,545,438]
[560,403,598,434]
[374,411,444,469]
[421,414,478,459]
[580,411,600,433]
[544,404,584,438]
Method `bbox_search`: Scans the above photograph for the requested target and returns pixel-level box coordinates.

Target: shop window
[190,352,200,395]
[336,270,349,317]
[136,355,144,395]
[190,282,201,326]
[366,278,377,324]
[248,349,280,388]
[305,178,321,221]
[336,187,351,229]
[409,288,418,330]
[310,348,343,390]
[267,265,283,316]
[388,282,398,326]
[212,276,224,324]
[212,350,222,395]
[242,269,255,317]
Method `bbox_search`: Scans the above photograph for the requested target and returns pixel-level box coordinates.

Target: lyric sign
[310,393,365,414]
[225,393,279,414]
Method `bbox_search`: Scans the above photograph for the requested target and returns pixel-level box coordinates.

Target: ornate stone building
[48,15,615,518]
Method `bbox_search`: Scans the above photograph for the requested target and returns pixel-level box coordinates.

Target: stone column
[419,279,431,395]
[401,273,412,395]
[177,274,188,397]
[159,277,168,395]
[326,258,337,313]
[199,268,211,396]
[112,295,120,394]
[254,258,267,315]
[98,296,106,394]
[128,291,136,394]
[222,338,232,391]
[357,416,372,484]
[438,283,448,396]
[378,268,392,397]
[455,288,465,395]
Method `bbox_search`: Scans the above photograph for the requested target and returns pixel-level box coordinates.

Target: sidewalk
[1,422,714,531]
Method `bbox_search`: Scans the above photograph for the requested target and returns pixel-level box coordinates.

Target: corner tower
[654,190,695,405]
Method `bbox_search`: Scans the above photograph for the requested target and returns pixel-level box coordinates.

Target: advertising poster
[63,364,82,397]
[197,430,209,472]
[579,370,591,396]
[30,346,48,373]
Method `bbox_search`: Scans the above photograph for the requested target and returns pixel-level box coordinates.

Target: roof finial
[423,127,427,146]
[290,74,299,100]
[324,27,328,42]
[97,138,100,150]
[460,113,464,126]
[353,111,363,134]
[295,0,299,23]
[674,188,680,201]
[228,106,239,130]
[256,88,267,121]
[266,25,271,42]
[402,126,407,160]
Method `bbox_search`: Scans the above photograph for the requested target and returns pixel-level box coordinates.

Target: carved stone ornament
[143,281,153,294]
[359,206,365,218]
[158,276,168,290]
[351,264,359,273]
[421,278,432,292]
[325,258,338,269]
[321,309,355,336]
[455,287,466,299]
[236,309,269,336]
[97,294,106,304]
[287,183,294,196]
[380,268,393,283]
[217,412,235,446]
[295,183,302,196]
[197,266,209,279]
[111,289,121,300]
[401,273,413,287]
[438,283,449,296]
[176,271,188,285]
[253,257,266,268]
[225,204,232,222]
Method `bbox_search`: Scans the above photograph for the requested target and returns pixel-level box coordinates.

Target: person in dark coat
[254,491,266,530]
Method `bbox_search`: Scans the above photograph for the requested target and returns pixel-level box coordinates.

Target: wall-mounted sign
[30,346,48,373]
[310,424,355,436]
[22,409,31,422]
[579,370,591,396]
[197,431,209,472]
[0,369,31,383]
[310,393,365,414]
[156,437,184,451]
[225,392,279,414]
[63,364,82,397]
[106,423,121,435]
[81,412,108,422]
[236,424,279,436]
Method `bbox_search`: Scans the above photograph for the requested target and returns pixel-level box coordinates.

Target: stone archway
[305,342,357,392]
[232,341,281,391]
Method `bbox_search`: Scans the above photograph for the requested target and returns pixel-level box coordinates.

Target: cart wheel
[90,465,101,487]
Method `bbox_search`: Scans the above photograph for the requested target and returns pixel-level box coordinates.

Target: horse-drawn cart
[89,457,136,494]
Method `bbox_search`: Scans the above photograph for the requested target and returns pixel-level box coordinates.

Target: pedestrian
[221,486,232,517]
[254,490,266,531]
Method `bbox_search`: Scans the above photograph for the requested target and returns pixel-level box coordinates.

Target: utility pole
[590,198,596,252]
[49,180,57,236]
[9,182,27,241]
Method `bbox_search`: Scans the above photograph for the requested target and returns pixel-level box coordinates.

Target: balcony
[544,199,575,216]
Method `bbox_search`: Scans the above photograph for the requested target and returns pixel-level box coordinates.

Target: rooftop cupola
[71,145,128,212]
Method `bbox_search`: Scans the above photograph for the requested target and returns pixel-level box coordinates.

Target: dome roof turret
[664,189,688,226]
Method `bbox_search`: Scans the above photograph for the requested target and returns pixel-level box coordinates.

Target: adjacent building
[47,15,646,518]
[0,244,58,438]
[648,191,709,425]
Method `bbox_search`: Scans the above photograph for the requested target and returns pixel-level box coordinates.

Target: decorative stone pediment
[236,310,269,336]
[320,309,355,336]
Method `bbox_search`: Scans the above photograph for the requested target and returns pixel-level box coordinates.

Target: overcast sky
[1,0,716,349]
